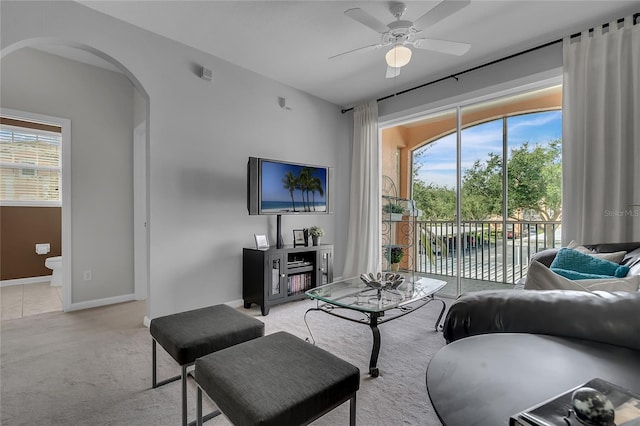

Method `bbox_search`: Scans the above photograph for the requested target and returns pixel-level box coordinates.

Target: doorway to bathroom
[0,110,71,318]
[2,43,150,321]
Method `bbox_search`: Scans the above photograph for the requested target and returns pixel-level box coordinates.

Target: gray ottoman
[150,304,264,426]
[195,331,360,425]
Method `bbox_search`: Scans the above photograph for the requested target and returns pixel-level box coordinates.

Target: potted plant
[309,226,324,246]
[383,203,404,221]
[384,246,404,271]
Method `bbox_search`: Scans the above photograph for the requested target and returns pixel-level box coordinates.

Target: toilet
[45,256,63,287]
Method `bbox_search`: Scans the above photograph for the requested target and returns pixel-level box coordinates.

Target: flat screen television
[247,157,331,215]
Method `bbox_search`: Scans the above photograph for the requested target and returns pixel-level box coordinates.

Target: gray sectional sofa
[443,241,640,344]
[426,242,640,425]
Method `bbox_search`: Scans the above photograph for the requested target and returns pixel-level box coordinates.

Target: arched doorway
[1,40,150,321]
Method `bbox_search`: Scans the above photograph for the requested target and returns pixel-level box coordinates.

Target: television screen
[248,157,330,215]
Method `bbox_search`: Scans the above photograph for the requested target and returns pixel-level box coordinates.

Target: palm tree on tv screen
[280,167,325,212]
[282,171,298,212]
[297,167,313,211]
[310,177,324,211]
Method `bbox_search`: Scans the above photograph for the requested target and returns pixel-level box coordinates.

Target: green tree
[459,140,561,221]
[461,153,503,220]
[413,139,561,223]
[412,143,457,220]
[508,140,561,221]
[412,180,456,220]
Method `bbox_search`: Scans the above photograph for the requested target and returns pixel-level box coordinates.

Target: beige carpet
[1,297,448,425]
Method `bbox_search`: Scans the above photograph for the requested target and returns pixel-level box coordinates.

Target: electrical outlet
[84,270,92,281]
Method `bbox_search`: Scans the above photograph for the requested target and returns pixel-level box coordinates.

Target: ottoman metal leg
[182,365,188,426]
[153,339,220,426]
[350,394,357,426]
[196,387,203,426]
[152,339,181,388]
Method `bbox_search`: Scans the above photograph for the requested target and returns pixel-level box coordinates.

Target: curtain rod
[341,12,639,114]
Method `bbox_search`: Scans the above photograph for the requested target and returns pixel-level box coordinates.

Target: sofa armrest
[530,248,559,267]
[442,289,640,351]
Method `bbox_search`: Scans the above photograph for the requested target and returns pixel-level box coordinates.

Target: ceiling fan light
[385,45,412,68]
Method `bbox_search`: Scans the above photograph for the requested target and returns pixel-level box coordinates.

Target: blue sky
[414,110,562,188]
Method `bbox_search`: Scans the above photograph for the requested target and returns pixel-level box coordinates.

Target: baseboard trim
[226,298,244,308]
[1,275,52,287]
[68,293,136,312]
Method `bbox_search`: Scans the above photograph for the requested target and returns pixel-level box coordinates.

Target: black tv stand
[242,244,333,315]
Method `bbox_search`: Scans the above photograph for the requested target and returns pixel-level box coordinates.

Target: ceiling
[74,1,639,108]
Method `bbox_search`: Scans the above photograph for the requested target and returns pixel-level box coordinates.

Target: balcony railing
[415,220,562,285]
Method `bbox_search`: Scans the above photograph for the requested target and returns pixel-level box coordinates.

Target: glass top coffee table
[305,275,447,377]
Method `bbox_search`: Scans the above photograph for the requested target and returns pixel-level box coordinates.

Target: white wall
[1,47,135,304]
[1,1,351,318]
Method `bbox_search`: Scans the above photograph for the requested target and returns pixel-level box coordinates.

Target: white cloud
[412,111,562,188]
[418,170,457,189]
[509,111,560,131]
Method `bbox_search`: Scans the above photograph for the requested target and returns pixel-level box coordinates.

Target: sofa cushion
[525,260,640,292]
[525,261,589,291]
[531,242,640,270]
[442,289,640,350]
[550,248,630,278]
[567,240,627,263]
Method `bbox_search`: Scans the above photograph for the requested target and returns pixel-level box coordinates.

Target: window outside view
[412,109,562,290]
[0,122,61,205]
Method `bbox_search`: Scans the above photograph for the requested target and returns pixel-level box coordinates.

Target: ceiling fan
[331,0,472,78]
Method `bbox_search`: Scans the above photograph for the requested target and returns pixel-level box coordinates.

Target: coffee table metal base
[305,295,446,377]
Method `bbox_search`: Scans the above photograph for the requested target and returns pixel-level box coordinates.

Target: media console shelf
[243,244,333,316]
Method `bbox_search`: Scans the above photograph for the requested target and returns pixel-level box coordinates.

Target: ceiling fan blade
[386,66,401,79]
[344,8,389,33]
[413,0,470,30]
[328,43,383,60]
[413,38,471,56]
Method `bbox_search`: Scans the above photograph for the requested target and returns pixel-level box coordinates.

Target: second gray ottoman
[195,331,360,425]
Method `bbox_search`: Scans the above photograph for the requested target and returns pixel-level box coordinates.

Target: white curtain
[343,100,381,278]
[562,15,640,244]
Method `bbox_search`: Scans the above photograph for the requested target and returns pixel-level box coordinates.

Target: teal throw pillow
[550,248,630,279]
[550,268,618,280]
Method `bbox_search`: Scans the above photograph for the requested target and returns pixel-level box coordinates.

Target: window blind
[0,118,62,205]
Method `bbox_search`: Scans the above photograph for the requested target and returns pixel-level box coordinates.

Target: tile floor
[1,281,62,320]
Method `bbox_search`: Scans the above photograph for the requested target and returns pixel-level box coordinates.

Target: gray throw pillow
[567,240,627,264]
[524,260,640,292]
[524,261,589,291]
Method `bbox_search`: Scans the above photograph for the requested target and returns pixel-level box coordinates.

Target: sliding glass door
[407,85,562,297]
[412,109,459,295]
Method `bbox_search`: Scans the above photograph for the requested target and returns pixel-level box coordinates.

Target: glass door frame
[379,76,562,298]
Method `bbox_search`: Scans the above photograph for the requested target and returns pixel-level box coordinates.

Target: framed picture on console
[254,234,269,250]
[293,229,307,247]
